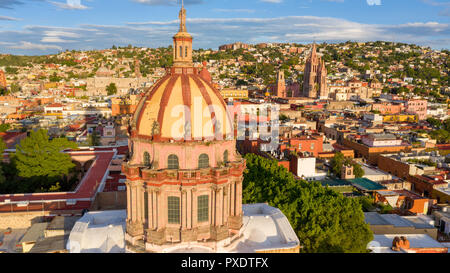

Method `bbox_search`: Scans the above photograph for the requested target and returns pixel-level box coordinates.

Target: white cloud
[213,9,256,13]
[367,0,381,6]
[133,0,203,6]
[48,0,89,10]
[0,15,21,21]
[260,0,283,3]
[0,15,449,54]
[8,41,63,50]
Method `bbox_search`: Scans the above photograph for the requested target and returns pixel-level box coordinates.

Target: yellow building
[219,89,248,100]
[383,114,418,123]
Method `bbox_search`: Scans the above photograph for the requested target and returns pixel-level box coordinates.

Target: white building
[362,134,402,147]
[293,156,327,181]
[67,204,300,253]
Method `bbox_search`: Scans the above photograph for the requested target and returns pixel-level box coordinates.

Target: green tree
[243,153,373,253]
[13,129,77,179]
[330,152,364,178]
[0,123,10,132]
[106,83,117,96]
[9,83,21,93]
[88,130,101,147]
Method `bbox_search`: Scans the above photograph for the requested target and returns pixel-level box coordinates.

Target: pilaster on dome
[173,0,193,67]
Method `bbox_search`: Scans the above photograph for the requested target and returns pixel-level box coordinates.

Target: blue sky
[0,0,449,55]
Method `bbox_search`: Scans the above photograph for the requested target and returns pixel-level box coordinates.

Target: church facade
[302,44,328,99]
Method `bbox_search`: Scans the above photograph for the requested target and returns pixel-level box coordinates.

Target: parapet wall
[0,211,46,229]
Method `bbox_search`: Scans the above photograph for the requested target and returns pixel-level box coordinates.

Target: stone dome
[131,67,233,141]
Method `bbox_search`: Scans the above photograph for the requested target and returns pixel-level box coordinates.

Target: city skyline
[0,0,449,55]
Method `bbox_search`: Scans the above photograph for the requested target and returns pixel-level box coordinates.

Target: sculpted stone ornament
[151,121,160,137]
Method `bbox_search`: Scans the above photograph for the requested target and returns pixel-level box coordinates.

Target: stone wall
[90,191,127,211]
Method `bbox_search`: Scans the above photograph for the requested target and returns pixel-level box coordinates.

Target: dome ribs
[157,75,181,134]
[191,75,217,137]
[181,74,192,139]
[136,74,171,133]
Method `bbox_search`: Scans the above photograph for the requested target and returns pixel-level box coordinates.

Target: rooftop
[369,234,446,253]
[350,178,387,191]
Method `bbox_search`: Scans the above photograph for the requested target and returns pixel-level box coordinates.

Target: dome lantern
[173,0,193,67]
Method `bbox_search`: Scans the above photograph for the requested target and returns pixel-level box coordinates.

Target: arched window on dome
[143,152,151,167]
[179,46,183,58]
[198,154,209,169]
[185,46,188,57]
[223,150,229,164]
[168,154,179,170]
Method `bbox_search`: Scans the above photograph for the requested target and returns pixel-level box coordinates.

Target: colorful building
[121,5,299,253]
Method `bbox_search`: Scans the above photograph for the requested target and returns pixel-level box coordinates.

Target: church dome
[131,67,232,141]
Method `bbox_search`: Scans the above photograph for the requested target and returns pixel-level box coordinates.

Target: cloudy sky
[0,0,449,55]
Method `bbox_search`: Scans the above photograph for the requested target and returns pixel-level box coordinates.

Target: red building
[280,134,323,157]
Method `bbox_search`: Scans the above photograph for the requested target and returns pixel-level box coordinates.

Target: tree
[330,152,364,178]
[13,129,78,179]
[0,137,6,160]
[0,123,10,132]
[88,130,101,147]
[106,83,117,96]
[9,83,21,93]
[243,153,373,253]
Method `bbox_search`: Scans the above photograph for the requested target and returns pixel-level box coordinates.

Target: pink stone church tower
[276,70,287,98]
[123,2,246,253]
[302,43,328,99]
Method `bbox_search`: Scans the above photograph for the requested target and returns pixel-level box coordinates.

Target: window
[168,154,179,170]
[168,196,180,224]
[223,150,229,163]
[143,152,151,167]
[311,143,315,150]
[185,46,188,57]
[144,192,149,223]
[298,143,302,150]
[197,195,209,223]
[179,46,182,57]
[198,154,209,169]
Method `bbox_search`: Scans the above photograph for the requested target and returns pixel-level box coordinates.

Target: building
[290,155,326,181]
[364,212,438,239]
[219,89,249,100]
[0,132,27,149]
[111,94,142,116]
[275,70,286,97]
[362,134,402,147]
[368,234,448,253]
[342,135,411,165]
[406,99,428,121]
[0,70,6,89]
[218,42,249,51]
[372,103,404,115]
[302,43,328,99]
[374,190,433,215]
[118,5,299,253]
[281,134,323,157]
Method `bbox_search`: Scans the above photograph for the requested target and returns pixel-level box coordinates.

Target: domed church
[122,3,246,253]
[67,3,300,254]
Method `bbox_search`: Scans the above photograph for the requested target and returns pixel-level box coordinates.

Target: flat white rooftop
[67,204,300,253]
[368,234,447,253]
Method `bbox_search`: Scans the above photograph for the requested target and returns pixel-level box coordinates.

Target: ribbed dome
[132,67,232,141]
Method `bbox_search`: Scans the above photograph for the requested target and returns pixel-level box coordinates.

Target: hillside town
[1,15,450,254]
